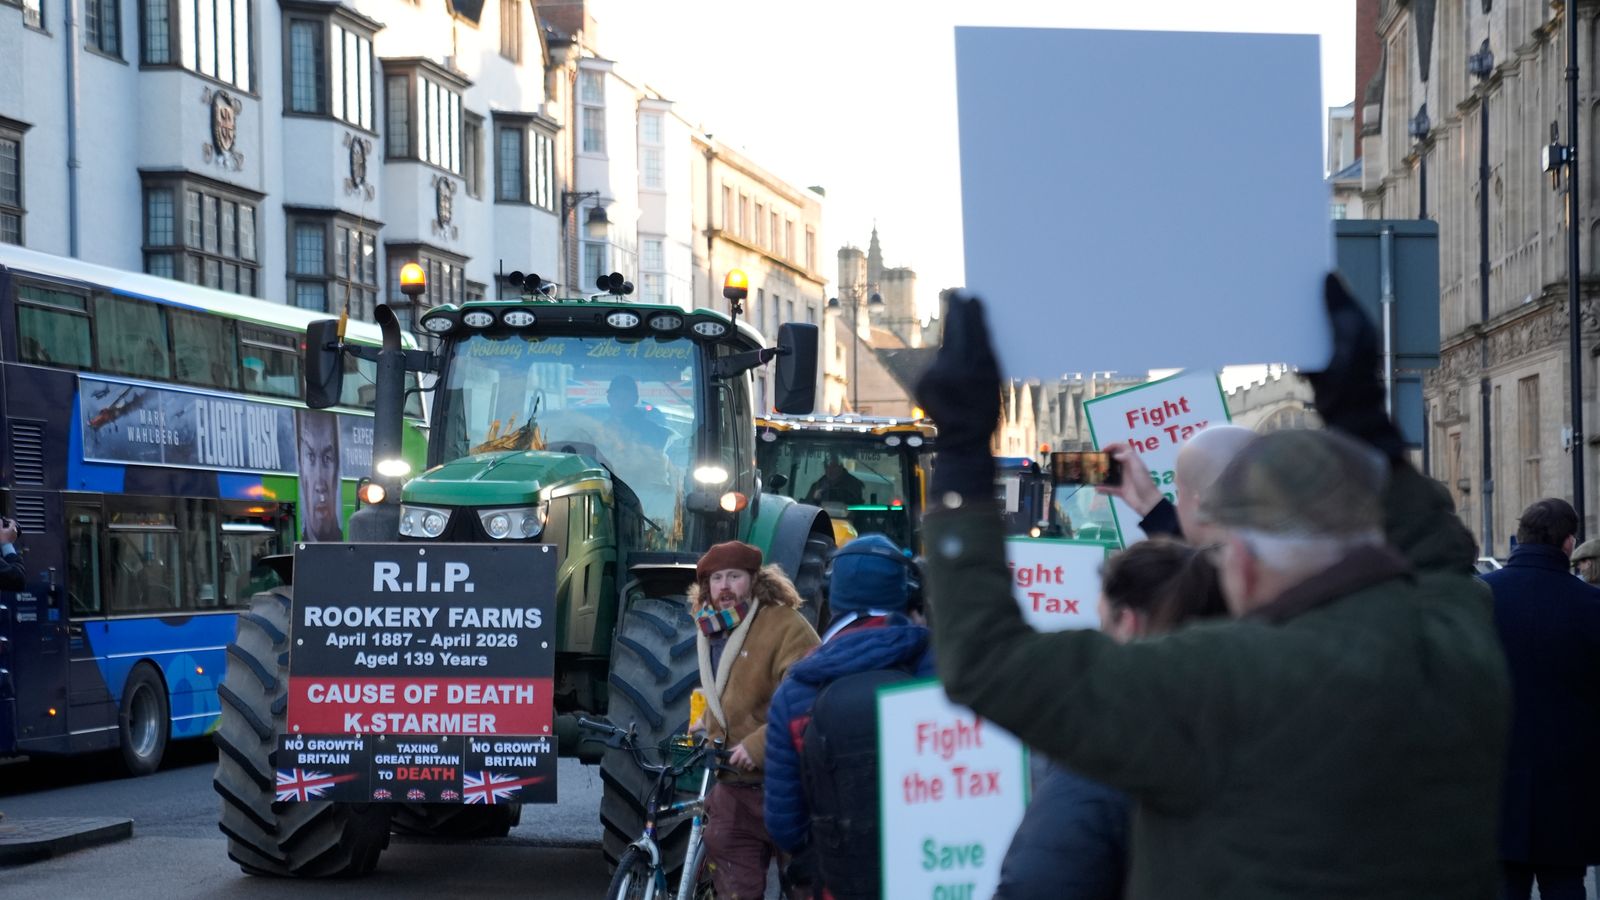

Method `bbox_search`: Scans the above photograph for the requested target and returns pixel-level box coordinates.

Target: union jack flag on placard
[276,769,358,802]
[463,771,545,805]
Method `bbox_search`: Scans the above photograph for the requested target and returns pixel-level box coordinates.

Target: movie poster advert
[80,375,376,480]
[277,544,559,805]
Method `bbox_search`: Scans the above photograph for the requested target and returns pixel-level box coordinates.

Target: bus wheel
[119,662,170,776]
[600,594,697,872]
[213,586,391,877]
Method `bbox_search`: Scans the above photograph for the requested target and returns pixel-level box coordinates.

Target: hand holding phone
[1050,451,1122,488]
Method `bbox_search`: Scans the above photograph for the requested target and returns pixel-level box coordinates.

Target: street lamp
[1470,38,1495,556]
[1541,6,1585,537]
[560,190,610,289]
[828,288,883,413]
[1407,104,1429,219]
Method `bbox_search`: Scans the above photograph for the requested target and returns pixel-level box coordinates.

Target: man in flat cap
[1571,537,1600,586]
[914,284,1508,899]
[690,540,819,899]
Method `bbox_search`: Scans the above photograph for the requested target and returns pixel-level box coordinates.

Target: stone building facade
[1363,0,1600,553]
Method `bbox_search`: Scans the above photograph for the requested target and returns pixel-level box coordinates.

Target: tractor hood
[403,451,609,507]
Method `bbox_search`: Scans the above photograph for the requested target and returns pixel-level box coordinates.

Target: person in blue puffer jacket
[764,534,934,899]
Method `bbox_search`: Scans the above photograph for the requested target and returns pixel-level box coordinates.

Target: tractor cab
[756,414,935,555]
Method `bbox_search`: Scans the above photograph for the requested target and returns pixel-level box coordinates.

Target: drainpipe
[64,0,82,256]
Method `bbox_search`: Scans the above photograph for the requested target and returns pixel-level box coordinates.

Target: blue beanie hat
[827,534,911,615]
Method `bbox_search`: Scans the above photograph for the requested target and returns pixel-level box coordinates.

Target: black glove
[1302,273,1406,462]
[915,291,1001,500]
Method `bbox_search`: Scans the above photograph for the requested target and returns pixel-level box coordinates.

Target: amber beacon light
[722,269,749,303]
[399,262,428,298]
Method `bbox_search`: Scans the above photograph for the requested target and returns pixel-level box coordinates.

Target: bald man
[1101,425,1259,543]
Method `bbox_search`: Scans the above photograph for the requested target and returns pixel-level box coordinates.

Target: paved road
[0,740,611,899]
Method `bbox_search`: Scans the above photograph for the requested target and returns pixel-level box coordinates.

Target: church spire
[867,223,883,286]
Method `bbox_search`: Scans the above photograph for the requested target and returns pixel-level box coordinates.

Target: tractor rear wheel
[212,586,392,877]
[600,594,698,871]
[794,523,835,632]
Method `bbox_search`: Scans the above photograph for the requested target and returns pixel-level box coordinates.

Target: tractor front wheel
[212,586,392,877]
[599,594,699,872]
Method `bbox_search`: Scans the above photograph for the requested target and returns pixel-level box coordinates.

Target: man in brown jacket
[691,540,820,899]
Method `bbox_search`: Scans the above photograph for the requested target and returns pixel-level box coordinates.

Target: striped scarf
[696,601,750,636]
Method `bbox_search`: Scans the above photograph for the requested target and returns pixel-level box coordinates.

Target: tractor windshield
[759,435,915,549]
[437,333,700,540]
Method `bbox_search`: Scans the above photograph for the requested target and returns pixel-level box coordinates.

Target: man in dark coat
[1483,498,1600,900]
[915,283,1509,899]
[0,517,25,591]
[764,534,933,899]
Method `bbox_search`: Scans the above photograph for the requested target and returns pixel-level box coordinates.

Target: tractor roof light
[692,320,728,338]
[420,311,458,334]
[606,311,642,329]
[501,309,537,327]
[649,312,684,332]
[399,262,428,298]
[461,310,495,328]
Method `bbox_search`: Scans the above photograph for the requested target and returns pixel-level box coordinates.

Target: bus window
[67,506,103,617]
[16,283,92,369]
[106,498,180,614]
[93,293,172,381]
[170,308,241,391]
[238,325,301,399]
[179,499,220,609]
[219,501,288,605]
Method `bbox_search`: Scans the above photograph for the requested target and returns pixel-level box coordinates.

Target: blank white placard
[955,27,1334,376]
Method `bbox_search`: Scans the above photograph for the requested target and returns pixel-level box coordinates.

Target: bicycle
[579,717,729,900]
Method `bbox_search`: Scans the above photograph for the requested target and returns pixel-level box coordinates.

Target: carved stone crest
[343,133,376,201]
[200,88,244,171]
[432,175,459,240]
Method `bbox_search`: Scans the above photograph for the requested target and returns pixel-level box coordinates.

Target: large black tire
[118,662,170,776]
[212,586,392,877]
[390,803,521,838]
[794,524,835,632]
[600,594,698,870]
[605,844,658,900]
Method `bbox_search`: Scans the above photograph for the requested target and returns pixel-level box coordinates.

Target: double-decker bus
[0,246,426,774]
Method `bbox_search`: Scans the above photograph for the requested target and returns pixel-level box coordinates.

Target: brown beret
[1200,428,1388,536]
[697,541,763,582]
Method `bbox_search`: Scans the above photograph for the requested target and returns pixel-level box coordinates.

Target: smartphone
[1049,451,1122,487]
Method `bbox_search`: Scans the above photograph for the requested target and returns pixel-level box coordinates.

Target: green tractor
[213,269,834,876]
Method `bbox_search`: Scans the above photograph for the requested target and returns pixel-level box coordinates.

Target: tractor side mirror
[769,473,789,491]
[304,319,344,410]
[773,323,818,415]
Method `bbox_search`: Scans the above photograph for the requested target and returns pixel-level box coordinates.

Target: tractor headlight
[399,504,451,539]
[478,504,547,540]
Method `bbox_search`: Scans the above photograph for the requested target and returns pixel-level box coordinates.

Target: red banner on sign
[287,676,554,735]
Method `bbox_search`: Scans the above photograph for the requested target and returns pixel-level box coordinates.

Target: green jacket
[926,465,1508,899]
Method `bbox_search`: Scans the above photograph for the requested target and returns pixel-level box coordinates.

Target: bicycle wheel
[678,828,713,900]
[607,845,660,900]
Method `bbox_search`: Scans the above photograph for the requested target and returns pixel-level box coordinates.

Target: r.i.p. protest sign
[879,680,1028,900]
[1085,370,1232,544]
